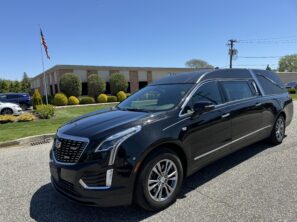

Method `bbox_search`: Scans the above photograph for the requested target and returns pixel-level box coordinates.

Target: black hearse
[50,69,293,211]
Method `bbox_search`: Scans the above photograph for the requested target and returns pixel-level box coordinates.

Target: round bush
[80,96,95,104]
[117,91,127,102]
[68,96,80,105]
[88,74,106,98]
[53,93,68,106]
[60,73,82,97]
[110,73,128,95]
[126,93,131,97]
[97,94,108,103]
[107,95,118,102]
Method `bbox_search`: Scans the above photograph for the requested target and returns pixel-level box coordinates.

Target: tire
[1,108,13,115]
[134,148,183,211]
[268,115,286,145]
[20,103,28,110]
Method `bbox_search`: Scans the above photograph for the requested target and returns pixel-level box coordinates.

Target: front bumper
[49,159,133,207]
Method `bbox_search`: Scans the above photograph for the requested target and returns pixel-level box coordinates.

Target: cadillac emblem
[55,139,62,149]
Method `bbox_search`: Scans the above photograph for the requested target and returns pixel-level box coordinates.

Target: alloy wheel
[275,117,285,142]
[147,159,178,202]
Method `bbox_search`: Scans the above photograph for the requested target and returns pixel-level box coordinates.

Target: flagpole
[39,26,48,105]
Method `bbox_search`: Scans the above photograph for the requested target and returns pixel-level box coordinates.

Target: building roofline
[31,64,195,80]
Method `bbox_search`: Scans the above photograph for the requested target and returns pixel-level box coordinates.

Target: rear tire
[268,115,285,145]
[1,108,13,115]
[134,148,183,211]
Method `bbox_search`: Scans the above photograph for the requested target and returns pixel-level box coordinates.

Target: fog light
[106,169,113,187]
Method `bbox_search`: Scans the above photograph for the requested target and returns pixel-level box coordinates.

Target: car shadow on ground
[30,140,275,222]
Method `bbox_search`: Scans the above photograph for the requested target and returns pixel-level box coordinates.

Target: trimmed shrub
[126,93,131,97]
[68,96,80,105]
[53,93,68,106]
[35,105,55,119]
[117,91,127,102]
[32,89,43,109]
[107,95,117,102]
[17,113,35,122]
[80,96,95,104]
[288,88,296,94]
[0,115,16,124]
[110,73,128,95]
[88,74,106,98]
[97,94,108,103]
[60,73,82,97]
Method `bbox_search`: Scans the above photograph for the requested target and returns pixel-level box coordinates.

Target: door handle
[255,102,262,107]
[221,113,230,118]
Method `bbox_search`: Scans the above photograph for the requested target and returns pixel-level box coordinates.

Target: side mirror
[193,101,215,115]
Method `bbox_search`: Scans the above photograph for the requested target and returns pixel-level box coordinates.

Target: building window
[105,82,111,94]
[139,81,148,89]
[127,82,131,93]
[50,85,54,95]
[82,83,88,95]
[55,84,58,93]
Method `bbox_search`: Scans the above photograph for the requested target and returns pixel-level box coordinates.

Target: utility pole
[228,39,237,68]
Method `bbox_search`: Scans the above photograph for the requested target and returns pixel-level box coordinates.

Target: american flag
[40,28,50,59]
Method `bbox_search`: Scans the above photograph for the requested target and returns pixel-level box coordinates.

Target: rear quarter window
[254,70,286,95]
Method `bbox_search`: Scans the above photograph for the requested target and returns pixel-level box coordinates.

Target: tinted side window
[221,81,254,101]
[0,95,6,101]
[256,75,285,95]
[7,95,18,99]
[191,81,222,105]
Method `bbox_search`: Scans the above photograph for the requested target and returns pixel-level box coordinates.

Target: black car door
[219,80,264,151]
[181,81,232,170]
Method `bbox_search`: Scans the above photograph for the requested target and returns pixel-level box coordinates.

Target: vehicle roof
[0,93,29,95]
[150,68,253,85]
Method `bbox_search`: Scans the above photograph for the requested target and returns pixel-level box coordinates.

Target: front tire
[1,108,13,115]
[135,149,183,211]
[268,115,285,145]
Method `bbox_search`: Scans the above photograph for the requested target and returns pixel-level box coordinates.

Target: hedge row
[50,91,130,106]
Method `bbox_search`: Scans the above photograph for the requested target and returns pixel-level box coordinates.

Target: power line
[237,56,283,59]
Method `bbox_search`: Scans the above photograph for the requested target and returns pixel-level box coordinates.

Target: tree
[266,65,272,71]
[185,59,214,69]
[87,74,106,98]
[32,89,43,109]
[0,80,10,93]
[21,72,31,93]
[278,54,297,72]
[59,73,82,97]
[110,73,128,95]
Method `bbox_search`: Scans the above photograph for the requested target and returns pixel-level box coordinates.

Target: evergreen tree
[21,72,31,93]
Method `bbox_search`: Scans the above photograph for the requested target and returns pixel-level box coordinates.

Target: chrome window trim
[52,131,90,166]
[248,69,266,96]
[179,78,259,118]
[194,125,272,161]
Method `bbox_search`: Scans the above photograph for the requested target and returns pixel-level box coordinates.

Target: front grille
[53,137,88,164]
[81,171,106,186]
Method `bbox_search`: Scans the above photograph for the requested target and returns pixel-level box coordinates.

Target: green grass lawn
[290,94,297,101]
[0,104,114,142]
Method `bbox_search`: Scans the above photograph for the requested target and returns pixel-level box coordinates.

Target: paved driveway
[0,104,297,221]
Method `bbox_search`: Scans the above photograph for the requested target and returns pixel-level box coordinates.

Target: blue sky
[1,0,297,80]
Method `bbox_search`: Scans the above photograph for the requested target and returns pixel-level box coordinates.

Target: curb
[54,102,119,109]
[0,133,55,148]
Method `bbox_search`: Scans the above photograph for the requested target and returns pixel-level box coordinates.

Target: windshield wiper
[125,108,149,112]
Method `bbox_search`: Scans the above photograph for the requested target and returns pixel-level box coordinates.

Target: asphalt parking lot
[1,104,297,222]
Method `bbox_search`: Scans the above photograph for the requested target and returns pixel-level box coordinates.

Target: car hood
[0,102,19,107]
[57,108,151,139]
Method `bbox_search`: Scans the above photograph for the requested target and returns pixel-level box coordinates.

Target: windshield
[117,84,193,112]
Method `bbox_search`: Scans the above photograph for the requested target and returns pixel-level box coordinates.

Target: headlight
[95,125,142,153]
